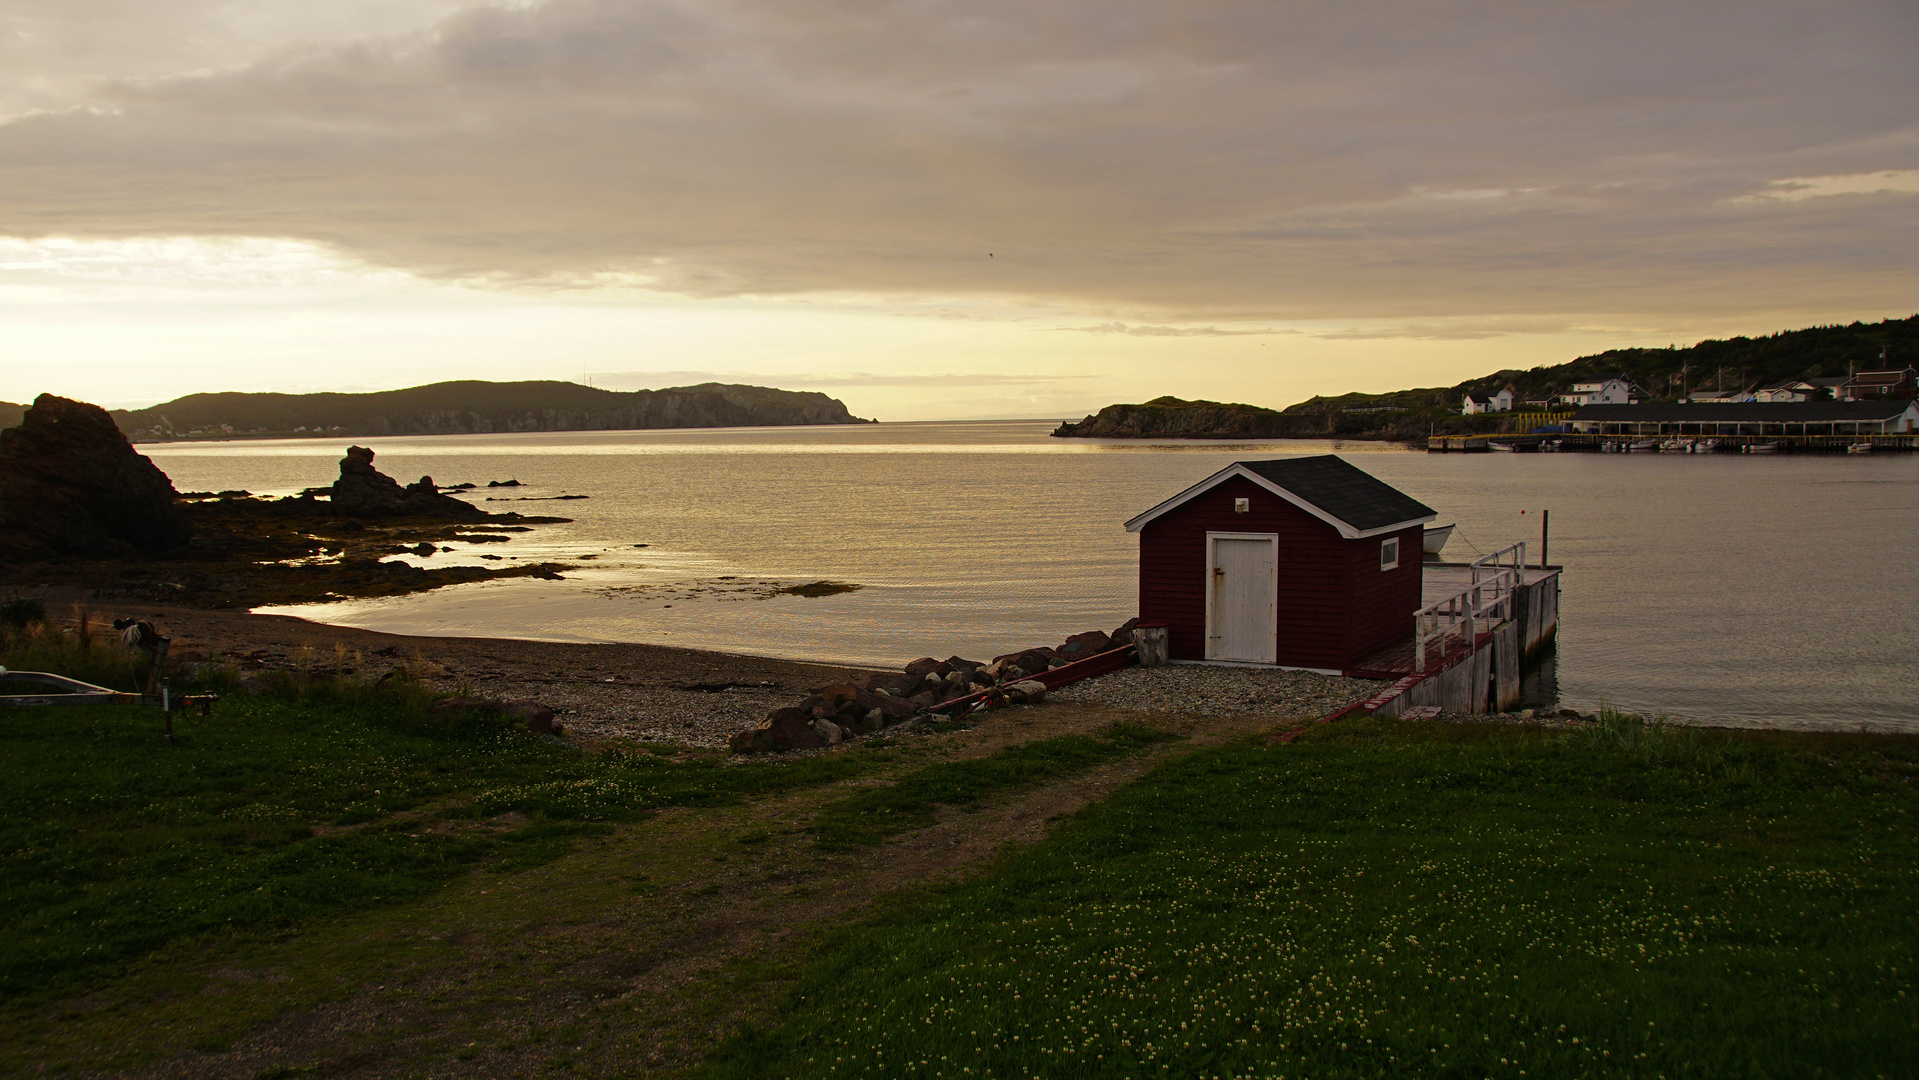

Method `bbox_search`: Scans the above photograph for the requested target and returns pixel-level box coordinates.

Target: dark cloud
[2,0,1914,320]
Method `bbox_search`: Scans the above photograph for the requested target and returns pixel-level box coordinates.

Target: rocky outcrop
[0,394,194,562]
[1052,396,1307,439]
[330,446,487,519]
[728,619,1141,754]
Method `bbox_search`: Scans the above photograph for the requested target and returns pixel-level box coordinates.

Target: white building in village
[1561,376,1637,406]
[1460,386,1515,415]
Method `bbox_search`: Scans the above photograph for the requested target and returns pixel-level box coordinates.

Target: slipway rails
[1,670,218,740]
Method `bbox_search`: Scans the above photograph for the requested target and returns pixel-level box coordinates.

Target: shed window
[1379,537,1400,571]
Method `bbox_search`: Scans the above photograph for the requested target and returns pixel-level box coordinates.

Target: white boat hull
[1422,524,1455,554]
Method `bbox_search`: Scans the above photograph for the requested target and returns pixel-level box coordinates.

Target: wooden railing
[1471,542,1527,589]
[1413,565,1520,672]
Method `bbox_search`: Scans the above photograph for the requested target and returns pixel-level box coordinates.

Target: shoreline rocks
[728,619,1139,754]
[0,394,194,563]
[331,446,487,520]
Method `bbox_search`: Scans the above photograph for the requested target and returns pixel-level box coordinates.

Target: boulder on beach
[1006,680,1047,705]
[1057,631,1115,659]
[729,705,824,753]
[331,445,487,519]
[0,394,194,562]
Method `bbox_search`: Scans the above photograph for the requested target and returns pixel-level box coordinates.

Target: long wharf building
[1569,400,1919,437]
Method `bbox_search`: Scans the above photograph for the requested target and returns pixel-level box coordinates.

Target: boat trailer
[1,669,218,740]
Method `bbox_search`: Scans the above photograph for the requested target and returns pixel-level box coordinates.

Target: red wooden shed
[1124,456,1436,671]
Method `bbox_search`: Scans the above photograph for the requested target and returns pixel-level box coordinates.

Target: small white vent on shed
[1234,497,1250,513]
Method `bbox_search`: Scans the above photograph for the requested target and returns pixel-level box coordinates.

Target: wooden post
[1136,626,1170,667]
[1540,509,1549,570]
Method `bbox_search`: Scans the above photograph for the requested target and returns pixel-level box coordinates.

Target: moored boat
[1743,442,1779,454]
[1487,441,1516,452]
[1691,438,1718,453]
[1422,523,1455,554]
[1659,438,1693,453]
[1848,442,1874,454]
[1627,439,1659,452]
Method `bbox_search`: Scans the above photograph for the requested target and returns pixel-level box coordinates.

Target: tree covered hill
[1057,314,1919,440]
[99,380,870,440]
[1295,314,1918,416]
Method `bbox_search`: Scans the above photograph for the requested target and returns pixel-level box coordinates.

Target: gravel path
[437,671,802,749]
[1051,664,1388,719]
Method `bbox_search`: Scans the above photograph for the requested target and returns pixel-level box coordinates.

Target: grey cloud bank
[2,0,1914,323]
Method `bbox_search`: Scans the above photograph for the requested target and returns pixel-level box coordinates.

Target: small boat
[1743,442,1779,454]
[1627,439,1659,452]
[1540,439,1563,452]
[1691,439,1718,453]
[1422,523,1455,554]
[1848,442,1874,454]
[1659,438,1693,453]
[1487,442,1516,452]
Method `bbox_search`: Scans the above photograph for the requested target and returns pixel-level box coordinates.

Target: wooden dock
[1428,433,1916,453]
[1342,556,1562,717]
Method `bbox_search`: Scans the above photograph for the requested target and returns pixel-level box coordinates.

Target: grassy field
[1,617,1193,1075]
[700,715,1919,1080]
[9,610,1917,1078]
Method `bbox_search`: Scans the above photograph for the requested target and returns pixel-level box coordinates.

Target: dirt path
[76,704,1296,1080]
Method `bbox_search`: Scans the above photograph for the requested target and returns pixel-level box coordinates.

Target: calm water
[144,421,1919,732]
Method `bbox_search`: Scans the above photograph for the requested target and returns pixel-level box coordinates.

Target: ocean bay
[144,420,1919,732]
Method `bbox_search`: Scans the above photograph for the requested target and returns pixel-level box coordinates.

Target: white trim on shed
[1122,462,1436,539]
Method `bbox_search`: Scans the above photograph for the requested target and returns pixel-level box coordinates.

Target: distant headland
[1055,314,1918,441]
[8,380,873,443]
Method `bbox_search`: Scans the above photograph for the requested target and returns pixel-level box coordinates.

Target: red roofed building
[1123,456,1436,672]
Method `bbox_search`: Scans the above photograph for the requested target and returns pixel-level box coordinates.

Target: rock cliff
[1052,396,1306,439]
[0,394,194,562]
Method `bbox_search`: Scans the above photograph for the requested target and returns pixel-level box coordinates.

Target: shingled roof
[1123,455,1437,538]
[1573,400,1915,423]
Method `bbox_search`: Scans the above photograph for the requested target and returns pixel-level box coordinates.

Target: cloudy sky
[2,0,1914,419]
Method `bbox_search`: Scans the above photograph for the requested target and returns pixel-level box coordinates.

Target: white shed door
[1207,534,1277,663]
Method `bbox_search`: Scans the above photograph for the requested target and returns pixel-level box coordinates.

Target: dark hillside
[1441,314,1919,405]
[104,380,869,440]
[1058,314,1919,440]
[0,401,22,430]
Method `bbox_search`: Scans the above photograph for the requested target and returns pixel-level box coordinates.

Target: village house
[1124,456,1434,672]
[1752,380,1818,403]
[1460,386,1514,415]
[1836,367,1918,401]
[1560,376,1637,406]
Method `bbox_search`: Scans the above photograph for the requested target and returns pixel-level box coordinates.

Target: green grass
[0,670,877,1005]
[699,714,1919,1080]
[0,623,1180,1023]
[807,723,1178,851]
